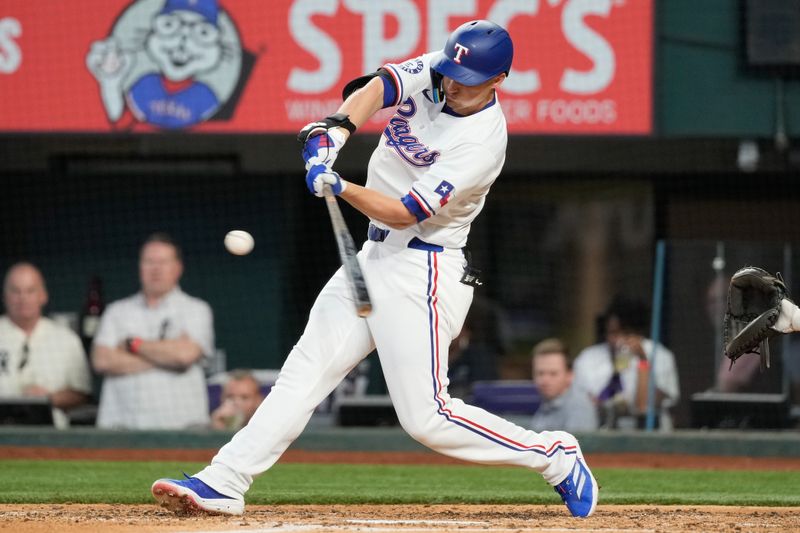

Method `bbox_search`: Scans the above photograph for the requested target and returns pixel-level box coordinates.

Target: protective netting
[1,0,799,430]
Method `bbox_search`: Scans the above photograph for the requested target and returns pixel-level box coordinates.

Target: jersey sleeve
[401,143,501,222]
[382,53,437,107]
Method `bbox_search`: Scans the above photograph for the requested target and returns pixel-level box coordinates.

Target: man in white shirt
[92,233,214,429]
[573,297,680,430]
[0,262,91,428]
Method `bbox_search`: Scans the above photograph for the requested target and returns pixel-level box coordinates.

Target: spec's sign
[0,0,651,134]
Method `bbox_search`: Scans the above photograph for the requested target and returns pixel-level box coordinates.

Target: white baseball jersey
[368,53,507,249]
[193,54,584,502]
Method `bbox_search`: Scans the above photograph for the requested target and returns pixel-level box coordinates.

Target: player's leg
[368,248,596,517]
[153,267,375,513]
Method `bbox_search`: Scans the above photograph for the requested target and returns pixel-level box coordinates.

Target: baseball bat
[322,185,372,317]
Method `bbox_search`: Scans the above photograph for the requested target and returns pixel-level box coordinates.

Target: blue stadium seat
[469,380,541,415]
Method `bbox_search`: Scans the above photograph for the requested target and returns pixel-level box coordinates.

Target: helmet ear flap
[429,68,445,103]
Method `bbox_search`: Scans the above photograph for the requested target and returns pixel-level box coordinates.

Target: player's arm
[334,76,385,140]
[339,182,416,229]
[299,69,398,170]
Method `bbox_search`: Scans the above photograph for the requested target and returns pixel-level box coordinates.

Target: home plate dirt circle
[1,504,799,532]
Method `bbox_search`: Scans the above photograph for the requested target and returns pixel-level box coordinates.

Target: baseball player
[152,20,598,518]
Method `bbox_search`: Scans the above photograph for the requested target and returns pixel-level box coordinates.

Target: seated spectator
[211,370,264,431]
[530,338,597,433]
[573,296,680,430]
[0,262,91,428]
[92,233,214,429]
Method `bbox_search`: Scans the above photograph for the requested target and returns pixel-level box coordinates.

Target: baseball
[224,230,254,256]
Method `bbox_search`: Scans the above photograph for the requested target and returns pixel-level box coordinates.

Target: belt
[367,223,444,252]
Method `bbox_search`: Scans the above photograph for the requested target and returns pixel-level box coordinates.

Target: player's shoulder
[385,52,437,76]
[448,105,507,155]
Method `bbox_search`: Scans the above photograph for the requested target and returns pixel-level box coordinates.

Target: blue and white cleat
[554,456,598,518]
[151,474,244,516]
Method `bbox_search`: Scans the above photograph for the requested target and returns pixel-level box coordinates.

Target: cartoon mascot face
[146,0,223,82]
[86,0,246,129]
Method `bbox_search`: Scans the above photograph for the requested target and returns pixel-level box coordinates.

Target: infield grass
[1,460,799,506]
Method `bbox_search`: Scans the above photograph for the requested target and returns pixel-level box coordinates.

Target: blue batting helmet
[430,20,513,86]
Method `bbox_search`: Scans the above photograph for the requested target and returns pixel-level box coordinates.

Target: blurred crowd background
[2,0,800,431]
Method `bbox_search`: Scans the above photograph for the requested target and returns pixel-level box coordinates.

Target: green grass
[1,460,799,506]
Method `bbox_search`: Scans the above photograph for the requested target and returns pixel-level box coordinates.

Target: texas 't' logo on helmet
[452,43,470,64]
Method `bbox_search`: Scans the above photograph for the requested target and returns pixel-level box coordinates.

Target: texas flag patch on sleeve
[435,180,454,206]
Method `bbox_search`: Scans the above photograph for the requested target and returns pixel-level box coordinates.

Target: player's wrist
[328,126,349,144]
[125,336,143,355]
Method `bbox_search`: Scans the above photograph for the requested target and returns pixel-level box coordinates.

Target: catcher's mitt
[723,266,791,370]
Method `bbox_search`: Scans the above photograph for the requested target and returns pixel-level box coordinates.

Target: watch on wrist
[125,337,143,355]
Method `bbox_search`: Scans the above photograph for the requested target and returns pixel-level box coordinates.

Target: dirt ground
[1,503,799,533]
[2,448,799,532]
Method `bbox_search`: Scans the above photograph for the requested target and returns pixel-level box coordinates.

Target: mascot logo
[86,0,253,130]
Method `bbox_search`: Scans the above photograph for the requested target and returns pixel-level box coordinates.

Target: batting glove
[300,126,347,170]
[306,164,347,197]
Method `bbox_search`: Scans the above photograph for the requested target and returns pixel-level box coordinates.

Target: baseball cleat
[151,474,244,516]
[554,456,598,518]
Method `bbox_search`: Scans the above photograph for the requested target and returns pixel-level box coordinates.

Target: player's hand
[300,126,347,170]
[306,164,346,197]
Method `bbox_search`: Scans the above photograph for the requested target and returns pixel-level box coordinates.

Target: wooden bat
[323,186,372,317]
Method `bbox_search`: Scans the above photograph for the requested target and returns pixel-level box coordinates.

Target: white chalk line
[177,524,656,533]
[348,518,488,525]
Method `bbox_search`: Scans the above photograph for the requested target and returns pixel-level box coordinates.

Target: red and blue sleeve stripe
[401,188,434,222]
[383,64,404,107]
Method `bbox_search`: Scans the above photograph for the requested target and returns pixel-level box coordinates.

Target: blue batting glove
[306,164,346,197]
[301,128,346,170]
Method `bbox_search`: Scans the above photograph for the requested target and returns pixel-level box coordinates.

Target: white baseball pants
[195,239,580,499]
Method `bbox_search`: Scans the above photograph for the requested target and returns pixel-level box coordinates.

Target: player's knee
[396,412,443,448]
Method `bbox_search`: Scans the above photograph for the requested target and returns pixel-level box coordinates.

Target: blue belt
[367,223,444,252]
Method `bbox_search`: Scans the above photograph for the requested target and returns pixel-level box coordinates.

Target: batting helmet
[430,20,513,86]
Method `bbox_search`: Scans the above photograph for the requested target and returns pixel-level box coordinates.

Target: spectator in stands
[0,262,92,428]
[530,338,597,433]
[92,232,214,429]
[573,296,680,430]
[211,370,264,431]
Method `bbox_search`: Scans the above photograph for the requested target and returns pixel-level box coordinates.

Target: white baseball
[224,230,254,256]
